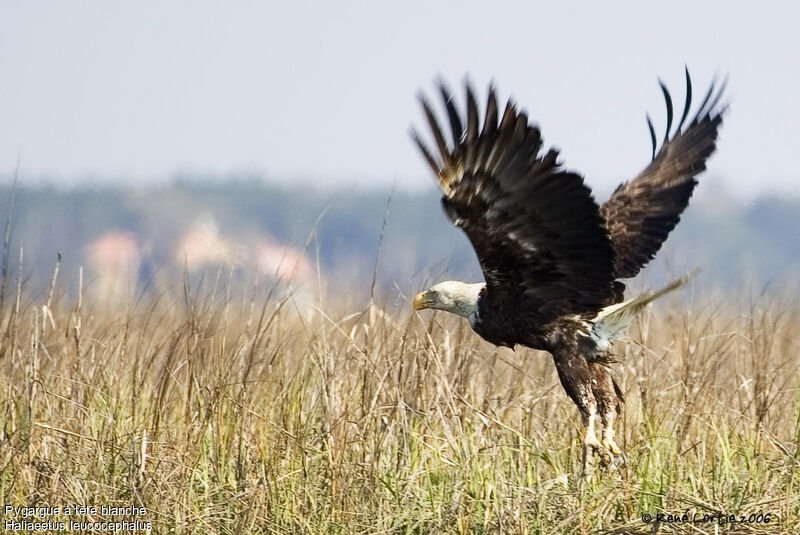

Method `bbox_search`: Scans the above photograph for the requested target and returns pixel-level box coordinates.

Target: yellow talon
[602,436,622,455]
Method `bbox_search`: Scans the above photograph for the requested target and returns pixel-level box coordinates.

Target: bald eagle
[411,69,725,474]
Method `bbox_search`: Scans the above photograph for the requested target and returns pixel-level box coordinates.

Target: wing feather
[676,66,692,133]
[601,70,726,279]
[438,82,463,145]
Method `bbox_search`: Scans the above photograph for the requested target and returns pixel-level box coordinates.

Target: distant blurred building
[255,238,314,284]
[255,237,317,319]
[176,215,247,270]
[85,231,141,303]
[174,214,318,318]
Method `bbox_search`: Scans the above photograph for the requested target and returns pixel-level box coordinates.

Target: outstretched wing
[601,69,727,279]
[412,81,618,316]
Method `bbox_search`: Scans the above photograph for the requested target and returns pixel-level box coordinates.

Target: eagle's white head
[412,281,484,322]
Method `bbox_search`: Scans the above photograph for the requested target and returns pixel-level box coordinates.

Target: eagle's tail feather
[590,271,697,349]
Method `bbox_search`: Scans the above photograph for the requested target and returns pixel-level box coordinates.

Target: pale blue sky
[1,1,798,199]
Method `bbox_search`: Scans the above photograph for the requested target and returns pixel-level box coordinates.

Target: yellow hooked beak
[412,291,431,311]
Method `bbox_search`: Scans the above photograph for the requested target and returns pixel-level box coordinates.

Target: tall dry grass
[0,271,799,534]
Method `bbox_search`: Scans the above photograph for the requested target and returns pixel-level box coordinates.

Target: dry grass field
[1,273,799,534]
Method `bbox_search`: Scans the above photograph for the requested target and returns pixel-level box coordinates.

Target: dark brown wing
[601,69,727,279]
[412,81,618,317]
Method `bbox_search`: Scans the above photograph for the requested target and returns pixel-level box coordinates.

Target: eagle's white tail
[590,272,696,350]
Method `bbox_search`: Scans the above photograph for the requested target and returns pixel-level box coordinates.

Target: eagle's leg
[580,397,602,451]
[553,352,604,478]
[588,361,625,465]
[579,398,604,479]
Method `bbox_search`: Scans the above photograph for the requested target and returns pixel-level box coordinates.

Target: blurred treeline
[0,177,798,302]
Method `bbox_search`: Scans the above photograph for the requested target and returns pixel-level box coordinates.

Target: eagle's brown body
[412,70,726,475]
